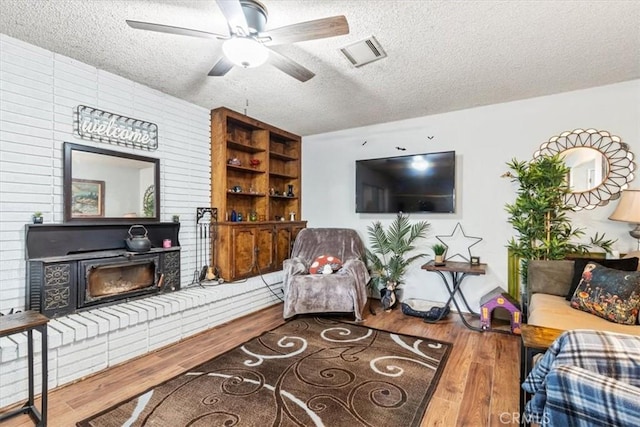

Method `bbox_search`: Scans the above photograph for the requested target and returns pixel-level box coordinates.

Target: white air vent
[340,36,387,67]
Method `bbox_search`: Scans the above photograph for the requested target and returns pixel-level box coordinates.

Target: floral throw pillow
[570,263,640,324]
[565,257,639,301]
[309,255,343,274]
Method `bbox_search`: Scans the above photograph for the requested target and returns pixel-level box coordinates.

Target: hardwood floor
[0,300,521,426]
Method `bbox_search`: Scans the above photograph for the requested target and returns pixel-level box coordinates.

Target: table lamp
[608,189,640,250]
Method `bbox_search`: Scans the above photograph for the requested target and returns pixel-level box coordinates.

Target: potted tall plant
[505,154,614,284]
[366,213,430,312]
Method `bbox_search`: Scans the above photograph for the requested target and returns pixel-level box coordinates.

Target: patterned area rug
[77,317,452,427]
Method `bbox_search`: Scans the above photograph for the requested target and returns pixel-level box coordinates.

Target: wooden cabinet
[227,224,275,279]
[211,107,306,281]
[215,222,306,281]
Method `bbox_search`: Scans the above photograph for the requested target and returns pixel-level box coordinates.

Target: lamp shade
[609,190,640,223]
[222,37,268,68]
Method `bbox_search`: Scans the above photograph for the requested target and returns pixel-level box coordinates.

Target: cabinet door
[275,225,292,268]
[255,225,275,273]
[231,226,257,279]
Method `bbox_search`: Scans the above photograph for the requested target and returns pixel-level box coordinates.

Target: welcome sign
[74,105,158,150]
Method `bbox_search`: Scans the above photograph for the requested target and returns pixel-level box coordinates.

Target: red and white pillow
[309,255,343,274]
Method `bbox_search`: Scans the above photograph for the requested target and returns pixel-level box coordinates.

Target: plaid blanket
[522,329,640,426]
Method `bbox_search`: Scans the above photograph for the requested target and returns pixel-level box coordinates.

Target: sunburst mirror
[533,128,635,211]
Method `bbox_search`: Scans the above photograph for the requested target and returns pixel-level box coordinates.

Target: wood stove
[25,223,180,318]
[79,254,160,308]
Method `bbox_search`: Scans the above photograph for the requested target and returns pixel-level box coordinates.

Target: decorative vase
[286,185,294,197]
[32,216,43,224]
[380,282,399,311]
[435,255,445,265]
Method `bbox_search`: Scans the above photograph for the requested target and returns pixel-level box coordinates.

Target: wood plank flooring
[0,301,521,426]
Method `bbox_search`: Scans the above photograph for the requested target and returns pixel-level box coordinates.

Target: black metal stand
[0,311,49,426]
[421,260,486,331]
[192,207,219,285]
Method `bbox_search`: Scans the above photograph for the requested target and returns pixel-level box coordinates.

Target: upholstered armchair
[282,228,370,321]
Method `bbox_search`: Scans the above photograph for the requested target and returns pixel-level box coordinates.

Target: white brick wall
[0,35,286,409]
[0,33,213,313]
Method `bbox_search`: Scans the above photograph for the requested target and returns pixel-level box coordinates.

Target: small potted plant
[172,215,180,223]
[432,243,447,265]
[32,211,43,224]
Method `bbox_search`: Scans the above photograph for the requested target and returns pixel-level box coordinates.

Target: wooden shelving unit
[211,107,306,281]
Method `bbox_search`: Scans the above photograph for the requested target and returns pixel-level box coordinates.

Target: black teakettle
[125,225,151,252]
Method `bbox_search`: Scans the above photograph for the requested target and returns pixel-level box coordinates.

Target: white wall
[302,80,640,311]
[0,34,210,313]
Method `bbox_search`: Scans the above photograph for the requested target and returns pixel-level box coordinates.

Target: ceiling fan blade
[208,57,235,76]
[267,48,315,82]
[262,16,349,45]
[126,20,227,39]
[215,0,249,35]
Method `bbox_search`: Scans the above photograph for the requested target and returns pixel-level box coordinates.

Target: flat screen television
[355,151,456,213]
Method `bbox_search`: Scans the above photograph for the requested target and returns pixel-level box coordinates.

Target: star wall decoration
[436,223,482,262]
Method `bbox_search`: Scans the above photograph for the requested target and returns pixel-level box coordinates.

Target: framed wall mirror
[63,142,160,222]
[533,128,635,211]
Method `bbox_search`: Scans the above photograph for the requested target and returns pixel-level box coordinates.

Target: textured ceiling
[1,0,639,136]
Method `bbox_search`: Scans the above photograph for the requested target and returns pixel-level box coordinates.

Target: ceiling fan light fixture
[222,37,268,68]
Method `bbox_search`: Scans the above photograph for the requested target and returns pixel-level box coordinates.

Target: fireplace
[79,254,160,309]
[25,223,181,318]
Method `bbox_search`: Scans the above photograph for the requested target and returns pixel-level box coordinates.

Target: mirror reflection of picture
[64,142,160,222]
[71,179,105,217]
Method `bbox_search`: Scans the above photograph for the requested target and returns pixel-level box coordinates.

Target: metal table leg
[40,323,48,426]
[423,270,484,331]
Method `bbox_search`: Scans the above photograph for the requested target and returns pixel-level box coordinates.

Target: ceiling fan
[126,0,349,82]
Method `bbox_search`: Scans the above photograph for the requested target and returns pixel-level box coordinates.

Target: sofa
[522,329,640,426]
[522,252,640,425]
[524,251,640,335]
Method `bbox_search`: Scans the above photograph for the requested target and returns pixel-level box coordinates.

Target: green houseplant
[431,243,447,265]
[505,154,614,284]
[32,211,43,224]
[366,214,430,311]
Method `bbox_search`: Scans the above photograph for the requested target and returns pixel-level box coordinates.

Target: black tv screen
[355,151,456,213]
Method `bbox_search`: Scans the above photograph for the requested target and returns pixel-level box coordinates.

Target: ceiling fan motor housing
[240,0,267,34]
